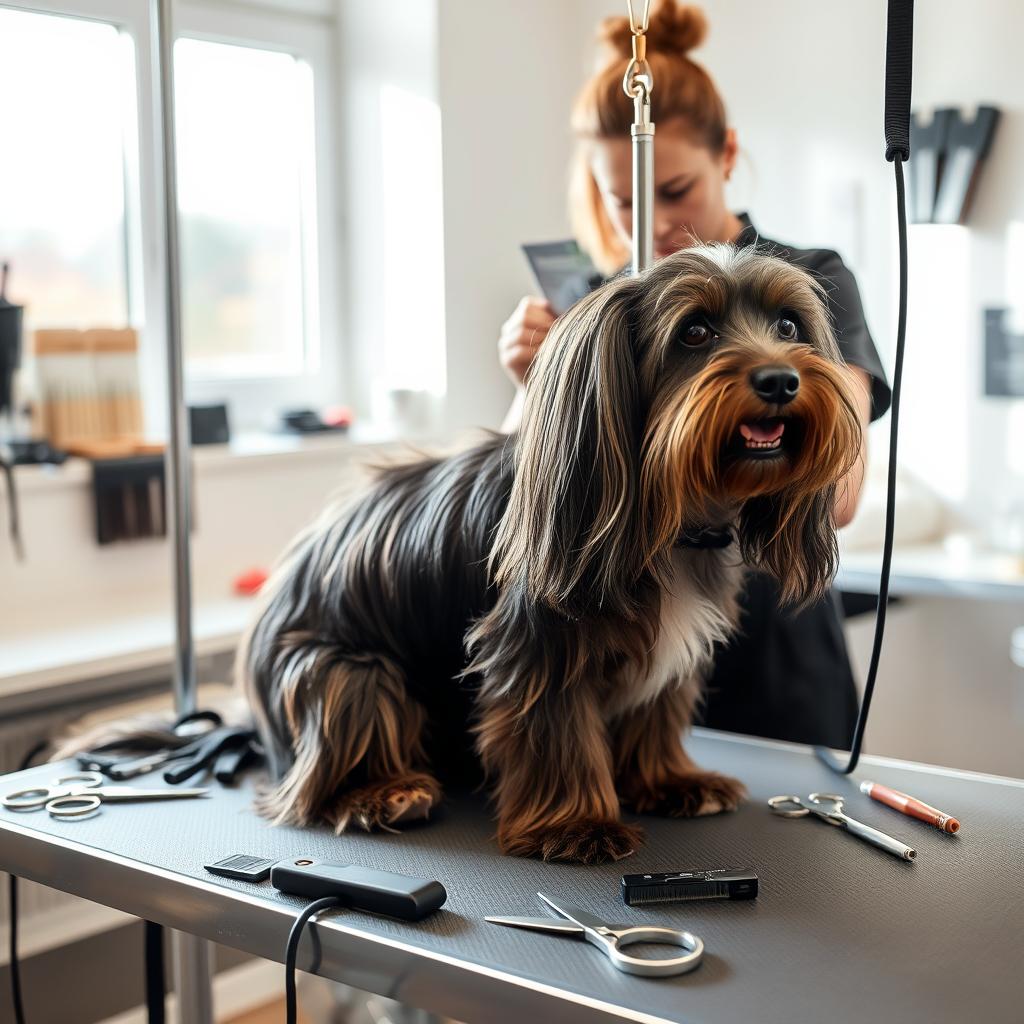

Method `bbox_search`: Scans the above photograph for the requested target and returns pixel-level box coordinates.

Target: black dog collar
[675,526,734,550]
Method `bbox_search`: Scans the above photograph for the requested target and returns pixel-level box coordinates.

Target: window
[174,37,320,379]
[0,8,136,329]
[0,0,341,432]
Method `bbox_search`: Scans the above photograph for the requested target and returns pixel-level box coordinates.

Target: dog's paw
[500,819,644,864]
[329,773,442,834]
[621,771,746,817]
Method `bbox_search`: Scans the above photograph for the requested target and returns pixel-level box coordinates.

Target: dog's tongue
[740,419,785,443]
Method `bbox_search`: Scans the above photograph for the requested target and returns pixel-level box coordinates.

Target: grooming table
[1,730,1021,1024]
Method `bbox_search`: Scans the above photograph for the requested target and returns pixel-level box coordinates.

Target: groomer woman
[498,0,891,749]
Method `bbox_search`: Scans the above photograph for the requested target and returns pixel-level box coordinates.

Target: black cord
[816,0,914,776]
[144,920,166,1024]
[7,740,48,1024]
[284,897,344,1024]
[9,869,26,1024]
[817,156,909,775]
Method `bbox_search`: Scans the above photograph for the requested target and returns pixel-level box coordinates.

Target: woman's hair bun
[597,1,708,63]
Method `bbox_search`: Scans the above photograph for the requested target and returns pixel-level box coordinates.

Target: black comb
[622,867,758,906]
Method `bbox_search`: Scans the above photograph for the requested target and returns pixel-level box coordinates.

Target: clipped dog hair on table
[240,244,861,864]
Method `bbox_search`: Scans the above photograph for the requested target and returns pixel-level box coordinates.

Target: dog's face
[496,245,862,614]
[636,246,861,515]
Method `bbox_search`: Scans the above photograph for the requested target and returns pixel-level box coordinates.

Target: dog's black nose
[750,366,800,405]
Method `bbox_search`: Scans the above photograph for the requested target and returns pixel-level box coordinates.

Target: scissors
[3,771,209,819]
[769,793,917,861]
[486,892,704,978]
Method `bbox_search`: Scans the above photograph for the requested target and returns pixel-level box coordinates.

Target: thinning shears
[3,771,208,819]
[486,892,704,978]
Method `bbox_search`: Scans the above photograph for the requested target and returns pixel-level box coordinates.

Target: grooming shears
[3,771,208,819]
[769,792,917,861]
[486,892,704,977]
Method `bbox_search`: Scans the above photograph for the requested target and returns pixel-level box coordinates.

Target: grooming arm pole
[153,0,214,1019]
[631,95,654,274]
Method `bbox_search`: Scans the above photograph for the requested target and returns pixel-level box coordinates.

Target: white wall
[906,1,1024,530]
[335,0,586,433]
[336,0,446,425]
[434,0,589,431]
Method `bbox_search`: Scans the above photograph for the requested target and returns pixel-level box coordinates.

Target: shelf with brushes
[33,328,151,455]
[33,327,167,543]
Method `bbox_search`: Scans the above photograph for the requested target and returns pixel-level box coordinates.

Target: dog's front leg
[614,682,746,817]
[475,686,643,864]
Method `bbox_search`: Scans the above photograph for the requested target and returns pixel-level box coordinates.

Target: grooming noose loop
[622,0,653,116]
[623,0,655,275]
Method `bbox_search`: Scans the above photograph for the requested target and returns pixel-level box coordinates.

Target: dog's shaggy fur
[240,245,861,863]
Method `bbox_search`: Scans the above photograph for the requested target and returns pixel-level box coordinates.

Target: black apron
[697,574,859,749]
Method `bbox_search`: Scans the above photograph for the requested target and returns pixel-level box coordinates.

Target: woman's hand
[498,296,556,387]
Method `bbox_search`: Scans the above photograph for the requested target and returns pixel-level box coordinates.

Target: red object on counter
[323,406,354,428]
[234,568,269,596]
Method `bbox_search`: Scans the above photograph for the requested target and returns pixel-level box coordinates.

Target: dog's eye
[776,318,799,340]
[681,321,715,347]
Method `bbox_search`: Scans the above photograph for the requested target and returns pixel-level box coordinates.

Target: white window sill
[1,595,253,701]
[12,423,450,494]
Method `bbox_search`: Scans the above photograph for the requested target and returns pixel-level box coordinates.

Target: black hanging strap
[884,0,915,161]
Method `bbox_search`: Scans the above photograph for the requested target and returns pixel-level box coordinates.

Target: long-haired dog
[240,245,861,864]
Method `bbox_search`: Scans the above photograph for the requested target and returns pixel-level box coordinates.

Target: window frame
[1,0,344,434]
[173,1,343,428]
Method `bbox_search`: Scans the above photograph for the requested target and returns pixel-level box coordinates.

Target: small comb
[621,867,758,906]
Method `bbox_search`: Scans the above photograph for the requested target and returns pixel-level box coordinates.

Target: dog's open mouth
[729,417,802,461]
[740,417,785,450]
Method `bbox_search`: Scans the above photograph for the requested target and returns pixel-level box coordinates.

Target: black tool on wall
[0,261,25,558]
[933,105,1000,223]
[0,263,70,560]
[92,454,167,544]
[910,105,1000,224]
[908,107,953,223]
[983,308,1024,398]
[0,262,22,421]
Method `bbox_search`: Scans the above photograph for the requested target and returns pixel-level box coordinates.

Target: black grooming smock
[697,213,892,748]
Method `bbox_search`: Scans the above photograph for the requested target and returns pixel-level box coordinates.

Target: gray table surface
[1,729,1022,1024]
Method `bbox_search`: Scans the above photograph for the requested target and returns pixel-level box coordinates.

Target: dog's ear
[737,488,839,610]
[492,278,645,617]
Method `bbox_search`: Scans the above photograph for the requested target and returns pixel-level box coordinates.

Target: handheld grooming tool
[271,859,446,921]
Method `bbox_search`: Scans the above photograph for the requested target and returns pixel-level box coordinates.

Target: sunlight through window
[174,38,320,378]
[0,9,133,328]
